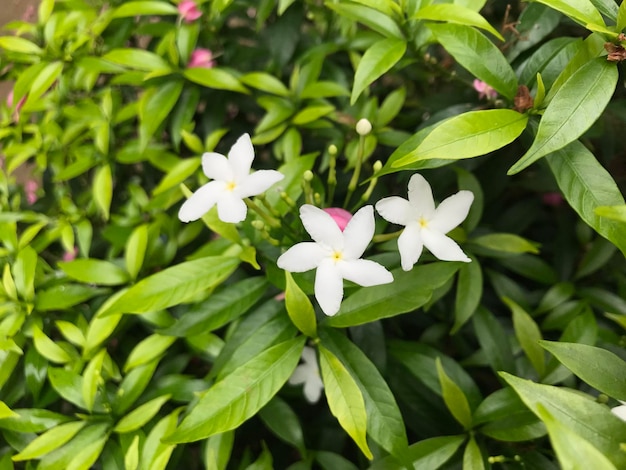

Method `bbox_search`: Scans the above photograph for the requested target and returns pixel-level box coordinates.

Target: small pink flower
[323,207,352,232]
[542,192,564,207]
[178,0,202,23]
[62,247,79,262]
[25,180,39,205]
[7,89,27,121]
[188,48,215,68]
[473,79,497,100]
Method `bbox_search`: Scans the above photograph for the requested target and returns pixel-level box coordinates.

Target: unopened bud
[303,170,314,182]
[373,160,382,172]
[355,118,372,136]
[251,220,265,230]
[328,144,338,155]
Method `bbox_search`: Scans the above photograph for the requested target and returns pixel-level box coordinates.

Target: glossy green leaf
[376,87,406,127]
[204,431,234,470]
[24,61,63,108]
[82,349,106,412]
[93,164,113,220]
[125,435,139,470]
[183,68,248,93]
[325,2,404,39]
[595,205,626,222]
[37,423,108,470]
[59,258,129,286]
[618,0,626,31]
[284,271,317,337]
[33,326,71,364]
[531,0,604,26]
[470,233,540,254]
[48,367,86,409]
[125,224,148,280]
[0,36,42,54]
[124,335,176,372]
[540,341,626,400]
[12,246,36,302]
[428,24,517,99]
[452,257,482,334]
[114,361,159,415]
[318,344,372,460]
[319,329,409,460]
[505,297,545,376]
[66,433,107,470]
[99,255,239,316]
[164,337,305,443]
[369,435,465,470]
[154,157,201,195]
[463,436,485,470]
[510,59,617,174]
[258,397,305,453]
[12,421,87,461]
[546,141,626,256]
[111,1,178,18]
[327,263,460,327]
[114,394,171,433]
[436,358,472,429]
[414,4,503,40]
[292,105,335,125]
[351,38,407,104]
[141,408,183,470]
[392,110,527,167]
[501,372,626,468]
[139,81,184,150]
[0,401,18,419]
[240,72,289,96]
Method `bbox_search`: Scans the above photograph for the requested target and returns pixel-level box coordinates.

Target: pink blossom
[25,180,39,205]
[323,207,352,232]
[62,247,79,262]
[178,0,202,23]
[473,79,497,100]
[7,89,27,121]
[188,48,215,68]
[542,192,564,207]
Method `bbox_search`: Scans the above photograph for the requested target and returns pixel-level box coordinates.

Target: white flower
[178,133,284,223]
[611,401,626,422]
[277,204,393,316]
[375,173,474,270]
[289,346,324,403]
[356,118,372,136]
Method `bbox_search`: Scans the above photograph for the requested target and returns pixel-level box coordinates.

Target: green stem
[343,135,365,207]
[372,229,403,243]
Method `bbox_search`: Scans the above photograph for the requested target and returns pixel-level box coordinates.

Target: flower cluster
[179,132,474,316]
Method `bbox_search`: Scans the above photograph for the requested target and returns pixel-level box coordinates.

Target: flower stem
[372,229,403,243]
[343,135,365,207]
[245,198,281,229]
[326,145,337,206]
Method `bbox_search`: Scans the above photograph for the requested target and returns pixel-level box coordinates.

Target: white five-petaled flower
[611,401,626,422]
[178,133,284,224]
[375,173,474,270]
[277,204,393,316]
[289,346,324,403]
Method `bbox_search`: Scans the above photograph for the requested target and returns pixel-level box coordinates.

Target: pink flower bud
[178,0,202,23]
[323,207,352,231]
[7,89,27,121]
[473,79,497,100]
[62,247,79,262]
[188,48,215,68]
[542,192,564,207]
[25,179,39,205]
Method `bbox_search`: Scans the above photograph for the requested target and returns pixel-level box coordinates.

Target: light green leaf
[470,233,540,254]
[114,394,171,433]
[139,81,184,151]
[12,421,87,461]
[369,435,465,470]
[540,341,626,400]
[59,258,129,286]
[204,431,234,470]
[125,435,140,470]
[184,68,248,93]
[501,372,626,468]
[33,326,71,364]
[93,164,113,220]
[531,0,604,27]
[285,272,317,337]
[392,110,527,167]
[546,141,626,257]
[141,408,183,470]
[618,0,626,31]
[325,2,404,39]
[125,224,148,280]
[164,337,305,443]
[124,334,176,372]
[292,105,335,125]
[66,433,107,470]
[505,297,545,376]
[0,36,42,54]
[463,436,485,470]
[414,4,503,40]
[509,59,617,174]
[48,368,86,409]
[82,349,106,412]
[153,157,201,195]
[37,423,108,470]
[111,1,178,18]
[595,205,626,223]
[319,345,372,460]
[327,263,460,327]
[240,72,289,96]
[102,49,171,72]
[24,61,63,108]
[429,23,518,99]
[0,401,18,419]
[436,357,472,429]
[351,38,407,104]
[99,255,240,316]
[12,246,36,302]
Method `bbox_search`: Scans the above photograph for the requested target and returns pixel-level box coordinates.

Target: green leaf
[376,87,406,127]
[463,436,485,470]
[414,4,503,40]
[66,434,107,470]
[546,141,626,257]
[470,233,540,254]
[452,257,482,334]
[24,61,64,108]
[111,1,178,18]
[319,329,409,460]
[141,408,183,470]
[369,435,465,470]
[82,349,106,412]
[285,272,317,337]
[436,357,472,429]
[392,110,527,167]
[540,341,626,400]
[292,105,335,125]
[102,49,171,72]
[33,326,71,364]
[473,307,516,373]
[114,394,171,433]
[37,423,108,470]
[326,263,460,327]
[154,157,201,195]
[114,361,159,415]
[618,0,626,31]
[351,38,407,104]
[183,68,248,93]
[139,81,184,151]
[0,36,42,54]
[12,421,87,461]
[318,344,372,460]
[531,0,604,27]
[0,409,71,433]
[325,2,404,39]
[501,372,626,469]
[93,164,113,220]
[258,397,305,453]
[0,401,18,419]
[48,368,86,409]
[164,336,305,443]
[125,224,148,280]
[595,205,626,222]
[204,431,234,470]
[12,246,37,301]
[240,72,289,96]
[59,258,129,286]
[99,255,240,315]
[124,334,176,372]
[536,404,617,470]
[509,59,617,174]
[428,24,517,99]
[505,297,545,376]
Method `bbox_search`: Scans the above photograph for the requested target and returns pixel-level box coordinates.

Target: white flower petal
[216,192,247,223]
[301,345,317,365]
[202,152,233,181]
[339,259,393,287]
[407,173,435,218]
[228,133,254,181]
[300,205,343,250]
[277,242,328,272]
[375,196,414,226]
[612,405,626,422]
[422,228,471,262]
[236,170,284,198]
[342,205,375,259]
[397,223,424,270]
[315,258,344,316]
[178,181,225,222]
[429,190,474,234]
[288,364,309,385]
[303,373,324,403]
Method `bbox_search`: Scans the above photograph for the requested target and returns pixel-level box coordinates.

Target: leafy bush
[1,0,626,468]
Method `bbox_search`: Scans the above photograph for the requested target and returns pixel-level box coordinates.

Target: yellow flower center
[225,181,237,192]
[419,216,429,228]
[331,251,343,263]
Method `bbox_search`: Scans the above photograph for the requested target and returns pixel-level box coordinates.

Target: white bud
[355,118,372,136]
